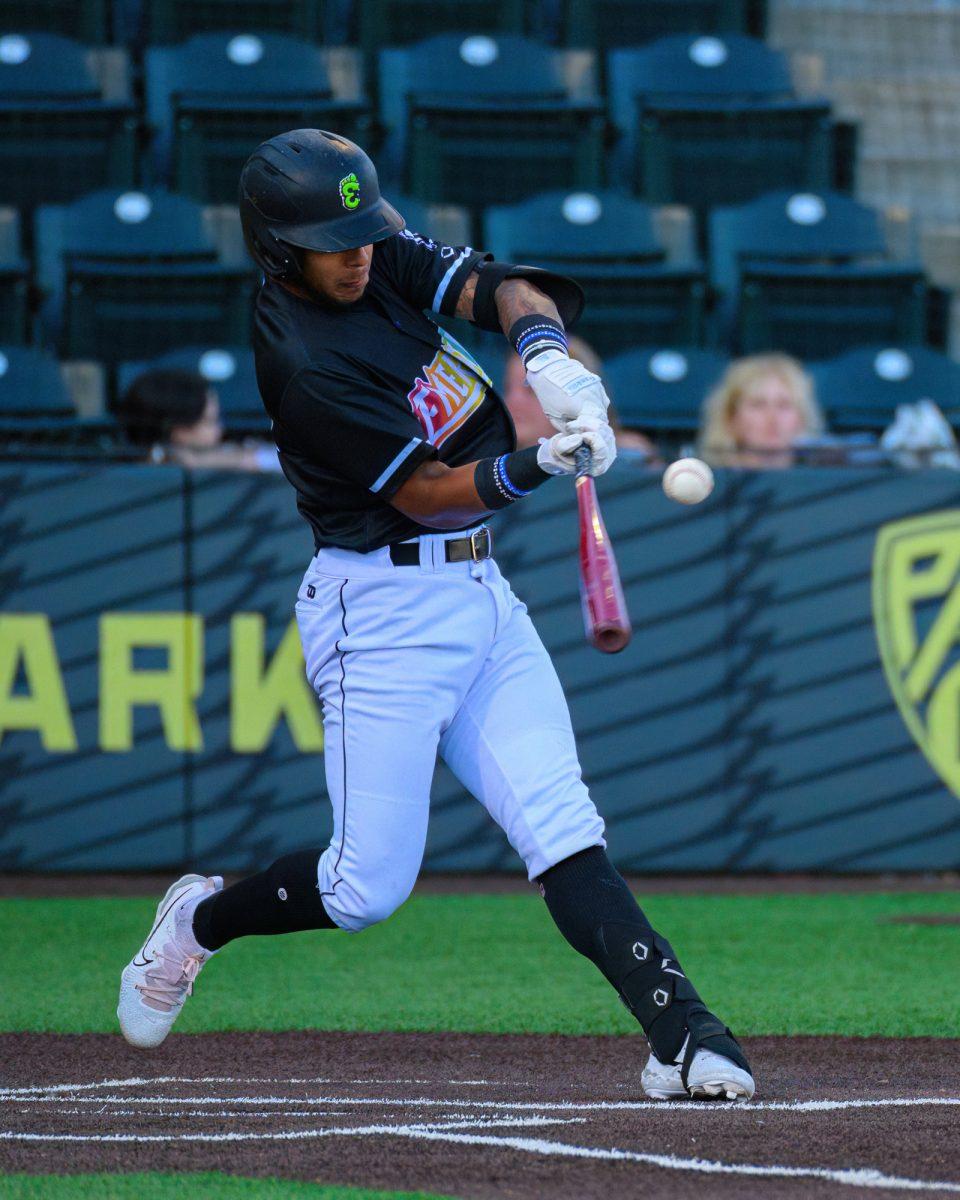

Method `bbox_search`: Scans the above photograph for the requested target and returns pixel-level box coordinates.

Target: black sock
[192,848,336,951]
[538,846,749,1075]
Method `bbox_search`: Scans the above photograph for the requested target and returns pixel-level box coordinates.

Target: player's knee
[323,877,415,933]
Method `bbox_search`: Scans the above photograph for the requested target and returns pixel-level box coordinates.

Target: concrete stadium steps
[770,0,960,350]
[920,224,960,291]
[770,1,960,82]
[858,157,960,226]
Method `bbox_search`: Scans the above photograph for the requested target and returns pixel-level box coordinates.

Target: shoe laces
[136,941,205,1013]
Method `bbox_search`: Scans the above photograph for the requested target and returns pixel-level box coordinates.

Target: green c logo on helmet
[339,172,360,210]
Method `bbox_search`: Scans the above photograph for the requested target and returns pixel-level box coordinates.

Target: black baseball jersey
[254,228,517,552]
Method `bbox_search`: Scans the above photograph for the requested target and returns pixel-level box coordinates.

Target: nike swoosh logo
[133,884,195,964]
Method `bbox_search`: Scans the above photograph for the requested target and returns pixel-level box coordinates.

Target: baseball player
[117,130,755,1103]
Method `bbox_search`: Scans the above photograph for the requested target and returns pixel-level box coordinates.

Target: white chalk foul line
[1,1119,956,1193]
[8,1092,960,1116]
[393,1129,960,1194]
[0,1115,578,1142]
[0,1076,249,1098]
[0,1075,516,1099]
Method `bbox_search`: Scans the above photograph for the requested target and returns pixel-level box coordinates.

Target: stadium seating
[0,0,110,43]
[0,345,73,415]
[811,345,960,431]
[0,33,137,213]
[603,346,728,432]
[484,190,707,356]
[35,189,254,366]
[710,189,927,358]
[608,34,833,226]
[358,0,525,58]
[116,345,266,432]
[560,0,752,50]
[379,35,605,217]
[144,0,327,44]
[145,33,371,204]
[0,207,28,343]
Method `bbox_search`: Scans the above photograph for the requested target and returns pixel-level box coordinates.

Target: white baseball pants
[294,530,606,933]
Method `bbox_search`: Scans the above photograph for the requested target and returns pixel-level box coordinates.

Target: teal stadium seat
[0,33,136,212]
[35,189,254,366]
[0,207,28,343]
[117,345,266,432]
[0,345,73,415]
[0,344,81,447]
[608,35,832,229]
[603,347,728,433]
[379,34,605,218]
[484,190,707,357]
[0,0,109,42]
[710,190,927,359]
[144,0,327,43]
[560,0,750,50]
[146,32,372,204]
[358,0,525,58]
[811,346,960,432]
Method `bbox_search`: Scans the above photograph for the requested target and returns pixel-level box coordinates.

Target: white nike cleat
[117,873,222,1048]
[642,1040,755,1102]
[686,1047,755,1101]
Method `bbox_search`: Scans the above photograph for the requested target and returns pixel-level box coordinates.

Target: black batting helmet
[239,129,404,281]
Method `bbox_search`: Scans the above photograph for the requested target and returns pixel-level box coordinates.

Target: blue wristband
[508,315,568,369]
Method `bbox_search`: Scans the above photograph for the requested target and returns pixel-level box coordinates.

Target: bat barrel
[576,472,632,655]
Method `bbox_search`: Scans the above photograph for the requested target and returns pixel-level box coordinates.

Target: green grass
[1,1175,449,1199]
[1,891,958,1038]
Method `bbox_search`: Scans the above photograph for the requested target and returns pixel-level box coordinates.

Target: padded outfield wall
[2,462,960,872]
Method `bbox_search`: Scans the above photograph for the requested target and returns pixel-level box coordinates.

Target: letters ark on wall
[2,464,960,872]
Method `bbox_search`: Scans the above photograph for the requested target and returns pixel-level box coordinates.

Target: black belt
[388,526,493,566]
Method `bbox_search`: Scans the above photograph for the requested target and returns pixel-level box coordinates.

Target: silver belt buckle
[469,526,492,561]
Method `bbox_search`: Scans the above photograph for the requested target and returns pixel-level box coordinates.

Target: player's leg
[118,561,494,1047]
[439,575,754,1100]
[190,607,443,945]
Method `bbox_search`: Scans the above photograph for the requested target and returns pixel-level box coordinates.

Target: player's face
[300,245,373,305]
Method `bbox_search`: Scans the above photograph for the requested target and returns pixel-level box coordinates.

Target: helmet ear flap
[250,227,297,281]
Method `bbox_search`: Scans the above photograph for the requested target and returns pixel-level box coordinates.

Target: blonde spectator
[503,335,659,460]
[698,353,823,468]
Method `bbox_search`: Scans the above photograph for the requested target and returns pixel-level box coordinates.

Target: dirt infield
[2,1032,959,1199]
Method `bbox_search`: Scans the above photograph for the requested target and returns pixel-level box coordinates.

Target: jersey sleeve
[378,228,491,317]
[278,362,437,499]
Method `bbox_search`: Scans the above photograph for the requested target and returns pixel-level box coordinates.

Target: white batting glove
[525,349,611,432]
[536,415,617,478]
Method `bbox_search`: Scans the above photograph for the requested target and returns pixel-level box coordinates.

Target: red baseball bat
[574,447,632,654]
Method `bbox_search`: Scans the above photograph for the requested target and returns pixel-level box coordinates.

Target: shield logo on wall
[873,510,960,798]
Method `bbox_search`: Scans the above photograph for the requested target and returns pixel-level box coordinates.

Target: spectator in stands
[697,353,824,469]
[503,336,659,461]
[114,368,279,472]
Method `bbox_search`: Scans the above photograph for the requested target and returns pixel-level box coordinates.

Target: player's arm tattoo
[453,272,560,330]
[454,269,479,321]
[494,279,561,333]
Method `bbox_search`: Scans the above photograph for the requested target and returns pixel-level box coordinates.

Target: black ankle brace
[538,846,749,1076]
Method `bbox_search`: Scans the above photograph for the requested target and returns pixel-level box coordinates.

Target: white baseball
[662,457,714,505]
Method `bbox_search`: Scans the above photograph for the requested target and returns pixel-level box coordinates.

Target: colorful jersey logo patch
[407,344,487,447]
